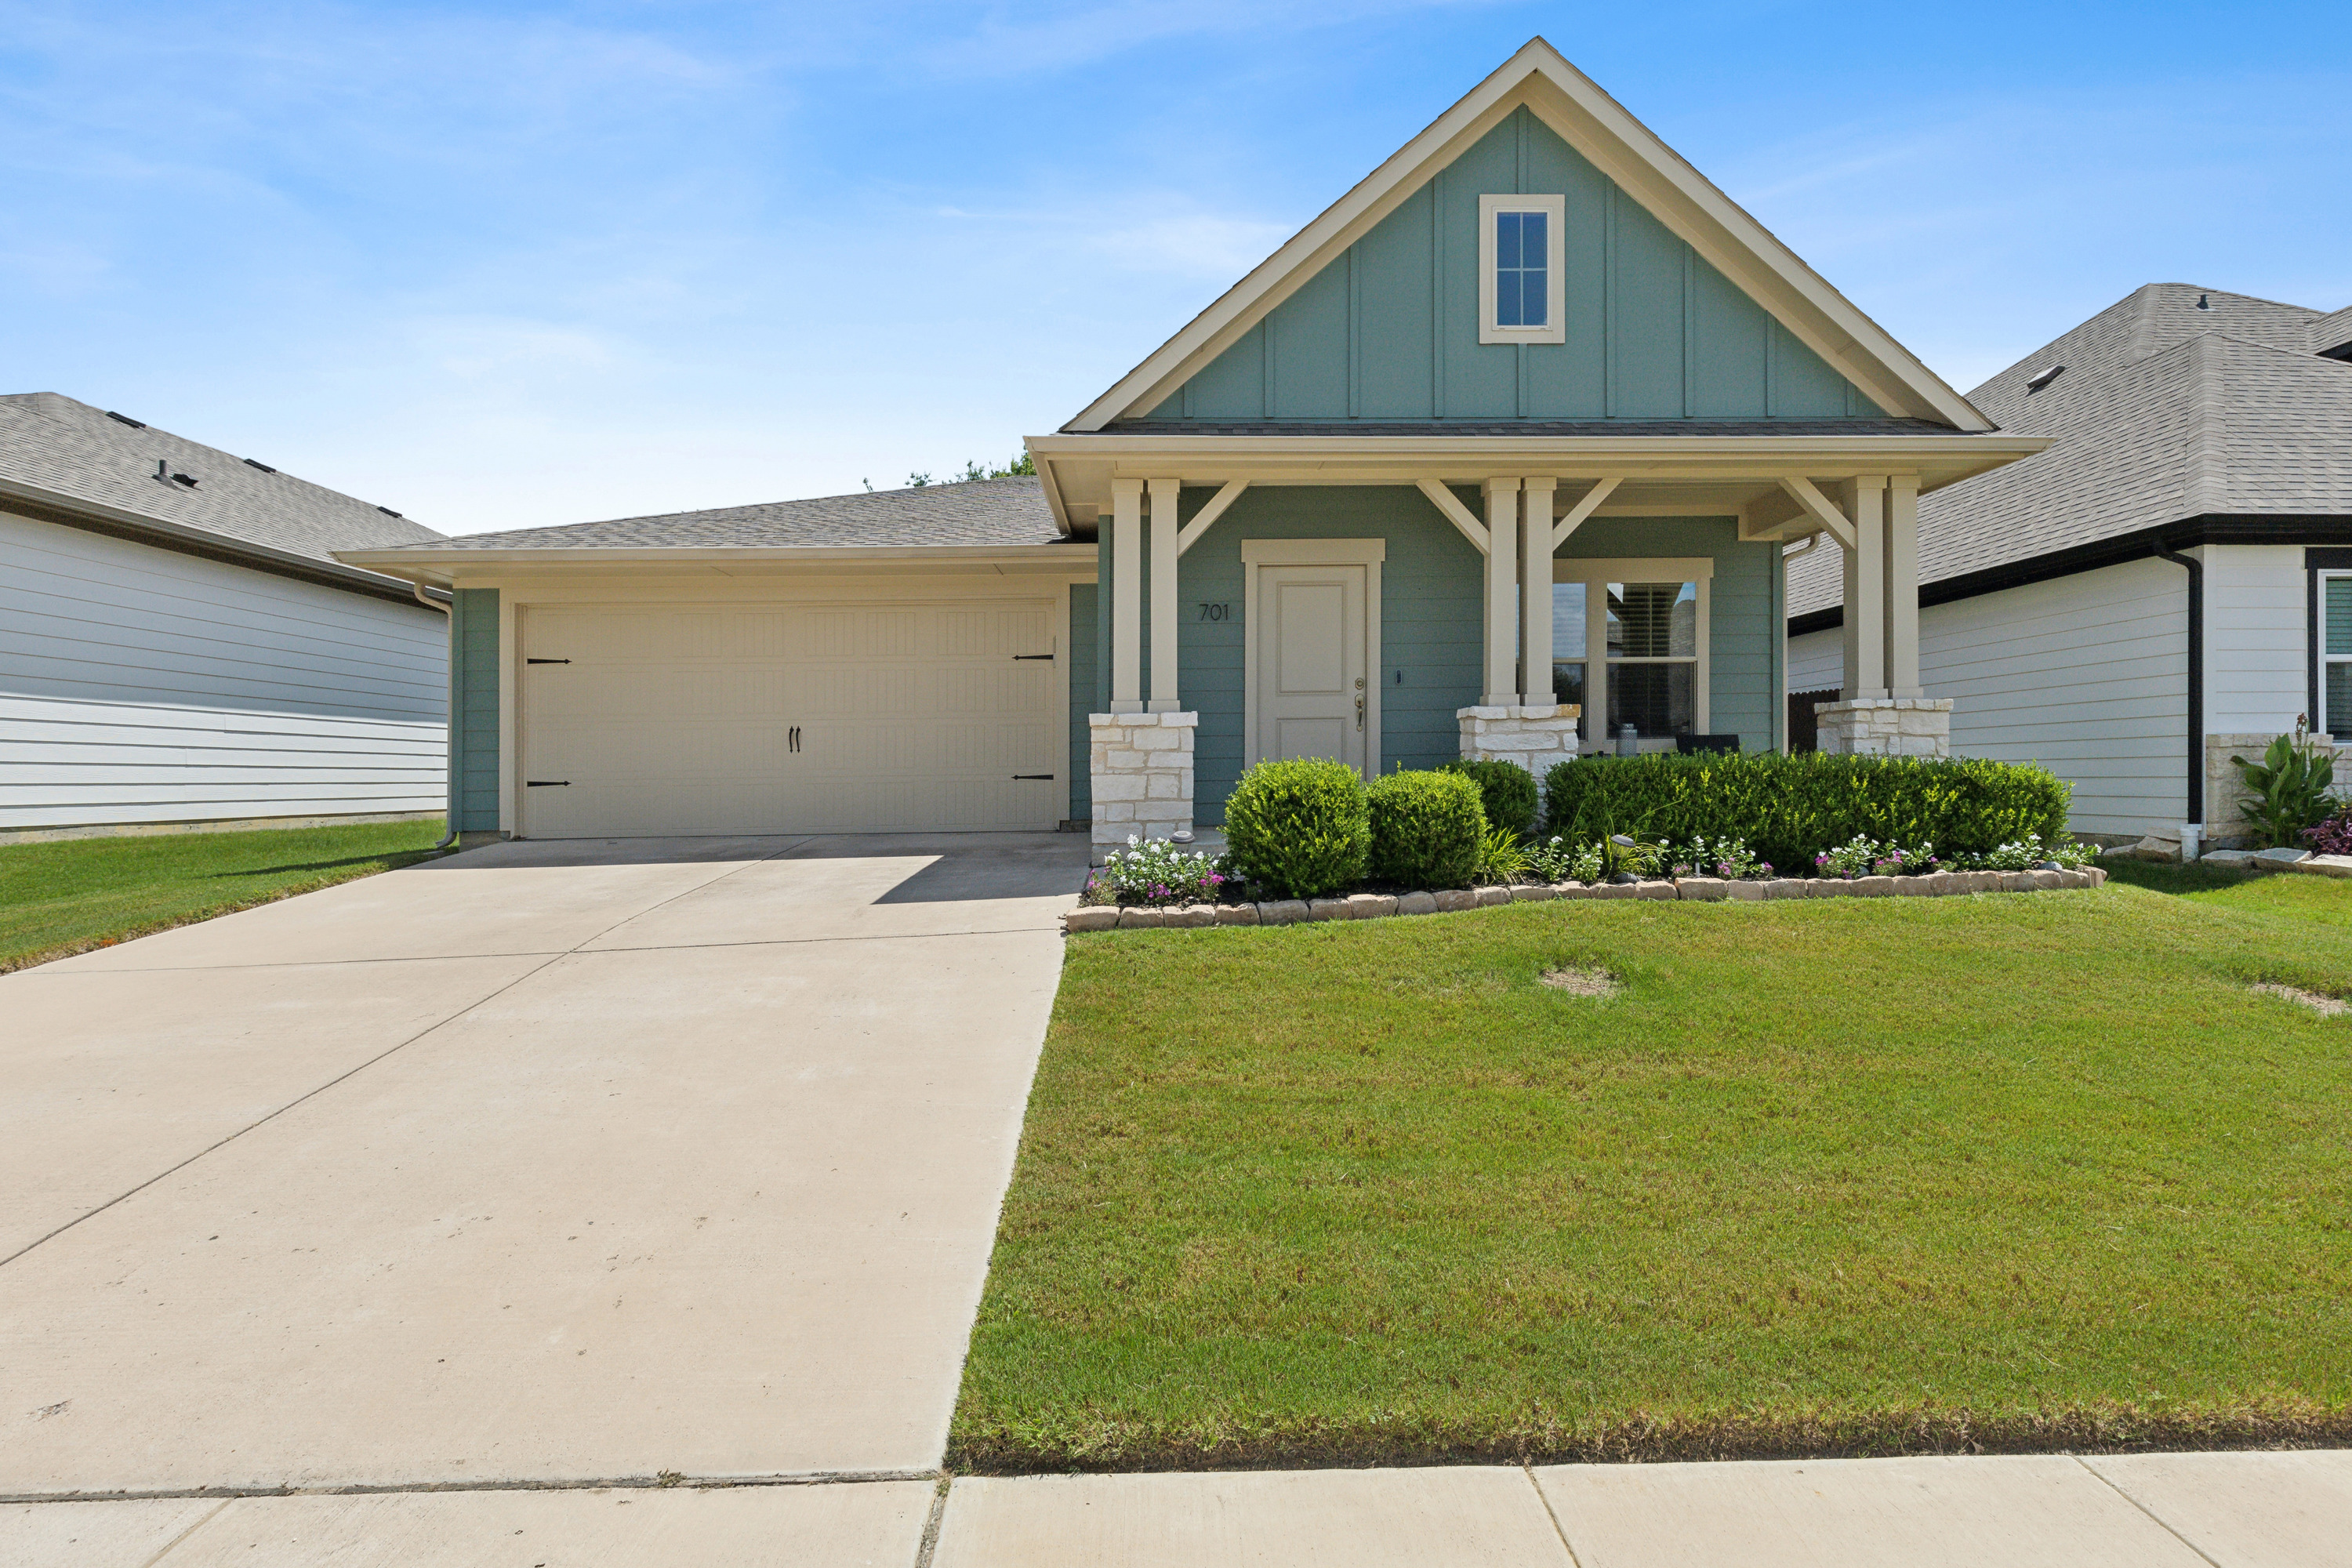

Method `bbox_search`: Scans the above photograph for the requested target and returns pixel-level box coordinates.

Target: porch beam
[1174,479,1248,557]
[1415,478,1490,554]
[1548,475,1622,550]
[1148,477,1181,712]
[1109,476,1143,713]
[1777,476,1857,551]
[1521,477,1557,706]
[1481,478,1520,706]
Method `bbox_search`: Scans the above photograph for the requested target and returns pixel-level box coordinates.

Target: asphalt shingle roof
[1788,284,2352,618]
[1097,418,1969,437]
[0,392,442,564]
[392,474,1062,550]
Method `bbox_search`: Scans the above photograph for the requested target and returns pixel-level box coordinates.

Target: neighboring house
[1786,285,2352,845]
[343,39,2042,848]
[1,393,450,839]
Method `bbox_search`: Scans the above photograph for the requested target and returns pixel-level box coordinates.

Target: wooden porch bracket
[1174,480,1250,557]
[1549,476,1623,550]
[1776,476,1858,551]
[1415,479,1490,554]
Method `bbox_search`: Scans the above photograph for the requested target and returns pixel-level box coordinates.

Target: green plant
[1222,759,1371,900]
[1473,823,1531,884]
[1367,770,1485,890]
[2231,721,2339,848]
[1601,833,1664,880]
[1526,836,1603,884]
[1682,834,1773,880]
[1439,759,1539,839]
[1543,752,2071,873]
[1090,836,1229,906]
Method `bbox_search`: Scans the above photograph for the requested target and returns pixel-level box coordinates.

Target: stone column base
[1090,711,1196,853]
[1458,704,1583,779]
[1814,697,1952,757]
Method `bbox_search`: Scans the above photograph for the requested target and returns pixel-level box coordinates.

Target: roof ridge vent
[242,457,278,474]
[2024,364,2065,393]
[105,410,146,428]
[376,506,404,518]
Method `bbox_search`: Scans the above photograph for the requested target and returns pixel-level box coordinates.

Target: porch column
[1147,477,1182,712]
[1882,474,1922,697]
[1481,478,1520,706]
[1840,475,1887,700]
[1519,477,1557,706]
[1109,477,1143,713]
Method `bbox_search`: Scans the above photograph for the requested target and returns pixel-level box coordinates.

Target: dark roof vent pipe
[2197,293,2210,310]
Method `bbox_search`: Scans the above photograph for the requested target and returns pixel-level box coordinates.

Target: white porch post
[1882,474,1922,698]
[1147,476,1181,712]
[1840,475,1888,701]
[1109,476,1143,713]
[1586,580,1609,749]
[1519,477,1556,706]
[1482,478,1520,706]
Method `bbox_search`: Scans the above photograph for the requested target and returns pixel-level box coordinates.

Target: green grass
[0,818,449,971]
[953,877,2352,1469]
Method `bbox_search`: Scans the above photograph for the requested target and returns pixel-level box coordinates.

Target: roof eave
[336,541,1100,588]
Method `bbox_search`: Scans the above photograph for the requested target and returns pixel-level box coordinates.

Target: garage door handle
[526,779,570,787]
[1013,653,1054,661]
[1012,773,1054,781]
[526,658,570,665]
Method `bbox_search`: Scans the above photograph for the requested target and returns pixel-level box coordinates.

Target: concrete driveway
[0,833,1084,1497]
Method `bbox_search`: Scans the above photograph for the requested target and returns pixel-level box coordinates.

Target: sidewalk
[9,1449,2347,1566]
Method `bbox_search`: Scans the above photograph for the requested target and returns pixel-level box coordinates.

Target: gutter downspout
[2154,543,2204,827]
[412,582,461,853]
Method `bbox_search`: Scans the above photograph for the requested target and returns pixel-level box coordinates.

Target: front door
[1254,563,1369,772]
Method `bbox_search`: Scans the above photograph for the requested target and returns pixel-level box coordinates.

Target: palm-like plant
[2230,718,2339,848]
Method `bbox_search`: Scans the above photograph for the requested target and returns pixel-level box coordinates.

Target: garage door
[517,600,1065,837]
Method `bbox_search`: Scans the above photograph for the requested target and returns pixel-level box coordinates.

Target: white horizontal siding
[0,511,447,829]
[2199,543,2308,735]
[1787,558,2188,838]
[1786,630,1842,693]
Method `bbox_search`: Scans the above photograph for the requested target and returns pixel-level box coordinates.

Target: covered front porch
[1035,434,2042,849]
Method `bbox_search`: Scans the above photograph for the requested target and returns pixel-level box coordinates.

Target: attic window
[1478,194,1565,346]
[2025,365,2065,393]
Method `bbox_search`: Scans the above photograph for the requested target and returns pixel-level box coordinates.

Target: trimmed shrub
[1223,759,1370,899]
[1540,752,2072,873]
[1367,769,1485,890]
[1439,758,1539,838]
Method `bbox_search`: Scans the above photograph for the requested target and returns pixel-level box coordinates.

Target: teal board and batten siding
[450,588,500,832]
[1555,518,1782,756]
[1145,107,1878,424]
[1084,492,1782,826]
[1065,582,1098,824]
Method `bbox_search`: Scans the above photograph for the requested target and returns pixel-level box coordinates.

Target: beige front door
[1254,564,1369,772]
[518,599,1064,837]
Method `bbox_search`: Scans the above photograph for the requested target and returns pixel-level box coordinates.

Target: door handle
[1355,695,1366,731]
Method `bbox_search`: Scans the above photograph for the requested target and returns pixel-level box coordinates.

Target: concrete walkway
[6,1450,2347,1566]
[0,833,1085,1497]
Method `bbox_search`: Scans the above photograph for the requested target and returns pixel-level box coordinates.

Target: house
[1785,285,2352,847]
[1,393,450,840]
[340,38,2042,849]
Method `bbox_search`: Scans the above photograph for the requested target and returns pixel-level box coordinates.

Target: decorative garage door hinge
[1013,653,1054,660]
[526,657,571,664]
[1012,773,1055,780]
[789,727,801,753]
[525,779,570,787]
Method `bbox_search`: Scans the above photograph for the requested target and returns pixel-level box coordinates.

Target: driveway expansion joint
[2072,1455,2227,1568]
[0,1467,946,1507]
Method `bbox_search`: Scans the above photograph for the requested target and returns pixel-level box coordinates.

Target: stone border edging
[1065,866,2107,931]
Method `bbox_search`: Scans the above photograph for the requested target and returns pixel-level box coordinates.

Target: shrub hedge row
[1223,759,1370,899]
[1439,759,1538,838]
[1540,752,2072,871]
[1367,769,1486,890]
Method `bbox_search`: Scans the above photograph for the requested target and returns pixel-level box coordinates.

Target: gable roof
[1065,38,1990,434]
[1787,284,2352,619]
[359,475,1061,554]
[0,392,442,601]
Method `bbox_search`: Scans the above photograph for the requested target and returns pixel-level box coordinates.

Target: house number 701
[1196,602,1231,621]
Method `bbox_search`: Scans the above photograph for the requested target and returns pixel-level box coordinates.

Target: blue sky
[4,1,2347,535]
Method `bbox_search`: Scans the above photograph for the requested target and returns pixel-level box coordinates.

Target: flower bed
[1065,863,2108,931]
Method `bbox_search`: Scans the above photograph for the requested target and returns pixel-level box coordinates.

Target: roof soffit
[1063,38,1991,434]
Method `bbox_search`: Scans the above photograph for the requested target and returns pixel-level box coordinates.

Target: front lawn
[0,818,449,971]
[953,878,2352,1469]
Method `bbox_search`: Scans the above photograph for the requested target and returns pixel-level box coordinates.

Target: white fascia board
[335,543,1101,589]
[0,474,426,601]
[1064,37,1993,435]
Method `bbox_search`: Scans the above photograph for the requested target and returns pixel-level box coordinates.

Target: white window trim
[2323,569,2352,736]
[1552,559,1711,739]
[1478,193,1566,347]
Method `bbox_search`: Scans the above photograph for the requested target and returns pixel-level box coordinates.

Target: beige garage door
[517,600,1064,837]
